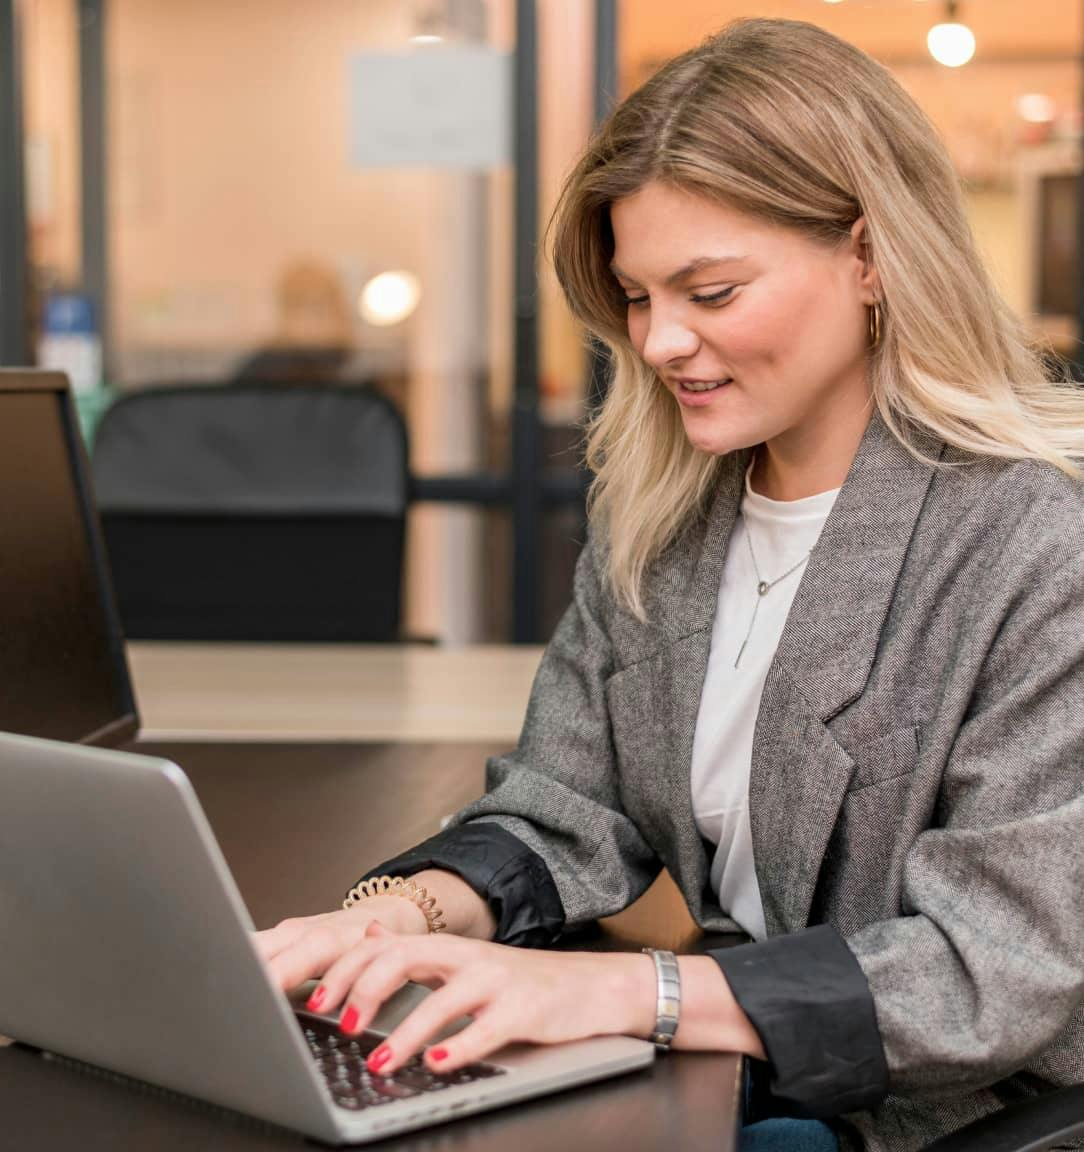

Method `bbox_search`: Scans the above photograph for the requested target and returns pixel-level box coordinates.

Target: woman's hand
[302,926,658,1076]
[255,869,498,996]
[254,896,429,994]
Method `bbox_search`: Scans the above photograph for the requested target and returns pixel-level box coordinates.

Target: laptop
[0,370,137,748]
[0,730,654,1143]
[0,372,656,1140]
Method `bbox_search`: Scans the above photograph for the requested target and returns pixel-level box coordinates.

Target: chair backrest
[91,383,408,642]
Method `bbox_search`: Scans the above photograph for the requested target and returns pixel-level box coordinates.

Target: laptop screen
[0,371,138,746]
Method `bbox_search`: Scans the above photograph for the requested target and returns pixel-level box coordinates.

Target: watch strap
[642,947,680,1050]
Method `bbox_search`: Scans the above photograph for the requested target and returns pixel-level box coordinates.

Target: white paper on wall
[349,47,512,169]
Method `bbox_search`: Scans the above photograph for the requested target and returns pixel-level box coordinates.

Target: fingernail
[429,1047,449,1063]
[340,1005,360,1034]
[306,985,326,1012]
[367,1044,391,1073]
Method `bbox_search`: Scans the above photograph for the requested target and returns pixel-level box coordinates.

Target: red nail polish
[429,1047,449,1063]
[367,1045,391,1073]
[340,1005,360,1034]
[307,986,326,1012]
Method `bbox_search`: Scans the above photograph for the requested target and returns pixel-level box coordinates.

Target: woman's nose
[640,308,700,370]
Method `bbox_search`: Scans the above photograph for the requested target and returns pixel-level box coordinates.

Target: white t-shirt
[690,467,840,940]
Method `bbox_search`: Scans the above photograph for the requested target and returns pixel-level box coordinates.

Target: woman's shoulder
[929,446,1084,570]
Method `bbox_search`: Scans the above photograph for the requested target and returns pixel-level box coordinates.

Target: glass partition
[17,0,1080,644]
[20,0,602,643]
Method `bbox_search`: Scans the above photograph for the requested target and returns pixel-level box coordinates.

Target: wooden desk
[127,643,703,952]
[127,643,546,744]
[0,1034,741,1152]
[1,739,743,1150]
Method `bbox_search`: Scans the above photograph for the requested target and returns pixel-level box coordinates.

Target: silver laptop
[0,731,655,1144]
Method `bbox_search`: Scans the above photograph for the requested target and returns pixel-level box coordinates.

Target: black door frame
[0,0,28,367]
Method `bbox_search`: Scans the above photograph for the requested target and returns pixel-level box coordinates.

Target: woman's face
[609,181,876,469]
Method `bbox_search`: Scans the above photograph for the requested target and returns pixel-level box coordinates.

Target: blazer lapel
[750,412,944,933]
[642,449,751,915]
[770,412,944,721]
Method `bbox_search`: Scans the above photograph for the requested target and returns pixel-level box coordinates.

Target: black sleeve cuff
[709,925,889,1120]
[353,822,566,948]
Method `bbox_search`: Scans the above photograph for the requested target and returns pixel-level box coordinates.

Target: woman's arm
[850,549,1084,1093]
[407,868,497,939]
[674,957,766,1057]
[705,546,1084,1118]
[342,529,664,945]
[267,926,765,1076]
[260,528,663,1006]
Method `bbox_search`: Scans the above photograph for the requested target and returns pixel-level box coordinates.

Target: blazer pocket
[845,724,920,792]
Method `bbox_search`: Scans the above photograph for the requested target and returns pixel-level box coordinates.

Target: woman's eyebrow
[609,254,748,287]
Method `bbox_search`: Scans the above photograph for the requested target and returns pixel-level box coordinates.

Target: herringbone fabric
[452,412,1084,1151]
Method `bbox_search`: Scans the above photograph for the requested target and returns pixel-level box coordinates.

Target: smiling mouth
[680,378,732,393]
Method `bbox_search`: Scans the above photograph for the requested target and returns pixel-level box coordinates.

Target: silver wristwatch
[642,947,681,1051]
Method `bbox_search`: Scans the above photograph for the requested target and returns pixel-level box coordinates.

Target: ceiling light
[928,1,976,68]
[1016,93,1055,124]
[358,272,421,327]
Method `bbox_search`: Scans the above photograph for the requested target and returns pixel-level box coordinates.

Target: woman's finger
[365,921,444,990]
[419,1008,511,1073]
[266,921,368,992]
[367,977,487,1075]
[253,915,319,963]
[338,935,463,1039]
[307,921,395,1014]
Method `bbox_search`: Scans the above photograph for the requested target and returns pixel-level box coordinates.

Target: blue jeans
[739,1118,840,1151]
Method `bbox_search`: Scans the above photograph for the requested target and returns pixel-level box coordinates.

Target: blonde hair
[550,18,1084,619]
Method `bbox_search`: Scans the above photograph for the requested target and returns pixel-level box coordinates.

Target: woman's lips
[680,378,731,392]
[674,378,733,406]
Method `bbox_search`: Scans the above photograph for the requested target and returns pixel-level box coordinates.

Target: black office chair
[91,382,408,642]
[917,1085,1084,1152]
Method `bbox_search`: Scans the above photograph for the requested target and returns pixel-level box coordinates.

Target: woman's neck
[750,400,873,501]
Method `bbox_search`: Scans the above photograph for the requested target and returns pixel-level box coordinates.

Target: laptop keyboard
[299,1015,506,1112]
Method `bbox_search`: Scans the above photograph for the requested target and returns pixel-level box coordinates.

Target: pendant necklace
[733,524,811,669]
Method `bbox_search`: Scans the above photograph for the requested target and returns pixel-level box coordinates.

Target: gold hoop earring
[868,301,883,349]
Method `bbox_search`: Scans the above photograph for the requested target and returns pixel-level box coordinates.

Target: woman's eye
[622,293,649,308]
[690,286,736,306]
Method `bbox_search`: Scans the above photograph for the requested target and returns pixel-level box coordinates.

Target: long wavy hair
[550,18,1084,619]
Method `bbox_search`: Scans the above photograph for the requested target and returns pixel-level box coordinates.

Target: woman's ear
[850,216,881,304]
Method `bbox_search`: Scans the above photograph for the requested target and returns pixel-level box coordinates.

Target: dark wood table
[133,740,504,929]
[1,740,744,1151]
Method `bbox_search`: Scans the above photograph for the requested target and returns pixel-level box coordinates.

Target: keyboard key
[369,1077,420,1100]
[395,1067,440,1091]
[295,1012,505,1112]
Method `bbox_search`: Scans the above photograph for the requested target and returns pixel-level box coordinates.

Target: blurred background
[2,0,1080,646]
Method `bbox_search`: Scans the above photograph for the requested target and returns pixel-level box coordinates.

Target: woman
[257,19,1084,1151]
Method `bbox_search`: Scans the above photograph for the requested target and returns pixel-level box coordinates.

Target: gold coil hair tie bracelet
[343,875,447,934]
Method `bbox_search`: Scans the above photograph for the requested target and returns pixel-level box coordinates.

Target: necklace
[733,524,811,669]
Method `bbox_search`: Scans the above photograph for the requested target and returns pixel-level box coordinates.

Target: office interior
[3,0,1080,649]
[2,3,1083,1148]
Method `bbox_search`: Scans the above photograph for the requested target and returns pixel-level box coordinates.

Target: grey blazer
[371,413,1084,1152]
